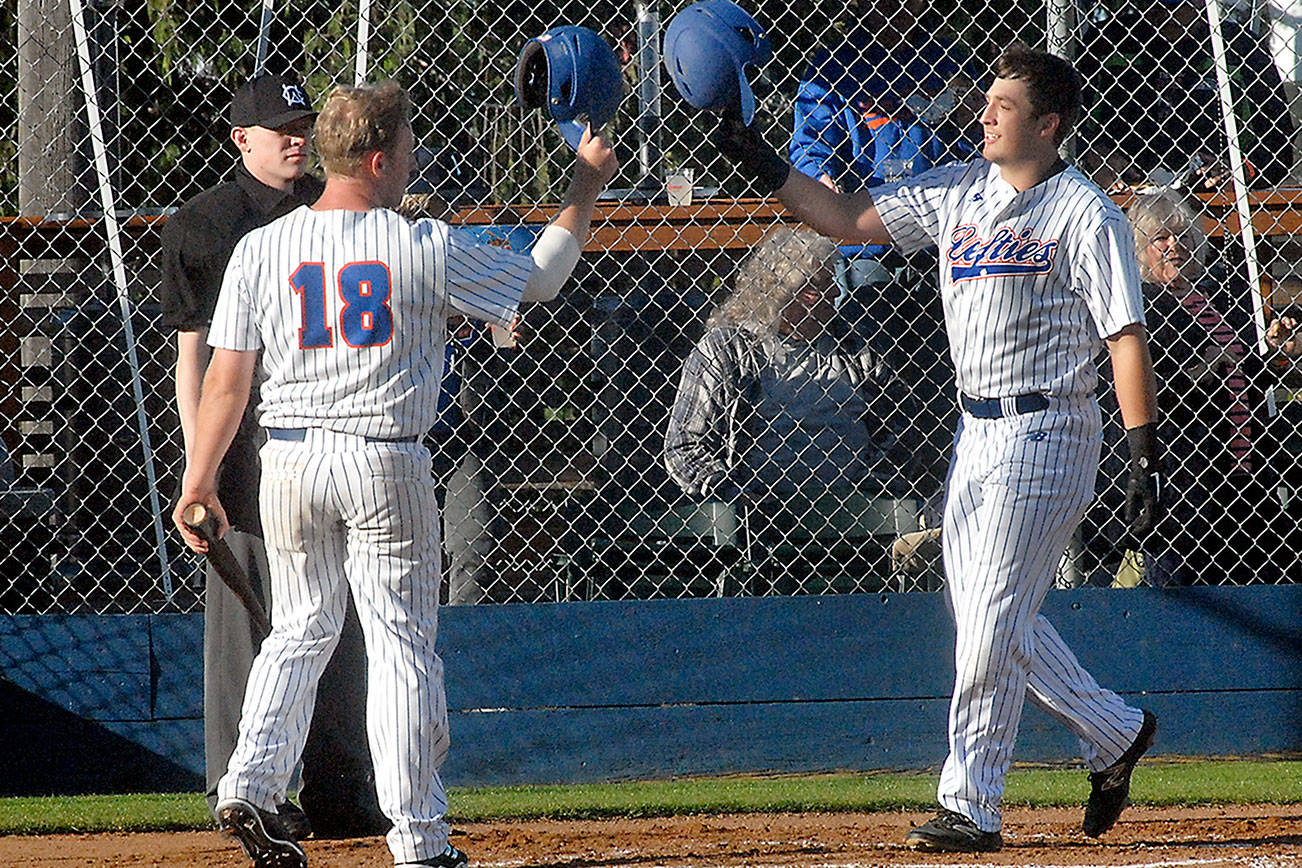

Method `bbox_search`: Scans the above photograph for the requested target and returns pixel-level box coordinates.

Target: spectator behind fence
[790,0,981,196]
[1078,0,1295,192]
[1268,274,1302,343]
[424,317,521,605]
[1092,189,1294,585]
[789,0,977,502]
[157,73,385,838]
[664,227,920,590]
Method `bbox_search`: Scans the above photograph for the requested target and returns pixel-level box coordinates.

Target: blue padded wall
[1,585,1298,792]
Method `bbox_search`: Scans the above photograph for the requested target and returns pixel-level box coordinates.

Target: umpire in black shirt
[159,73,386,839]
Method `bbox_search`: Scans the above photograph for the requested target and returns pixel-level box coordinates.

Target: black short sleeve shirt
[159,165,324,531]
[160,165,325,331]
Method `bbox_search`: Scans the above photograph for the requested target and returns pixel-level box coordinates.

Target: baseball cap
[230,74,316,129]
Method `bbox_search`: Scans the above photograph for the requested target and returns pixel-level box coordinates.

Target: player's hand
[1267,315,1301,358]
[715,112,790,196]
[574,124,619,192]
[1123,422,1163,541]
[172,488,228,554]
[1185,151,1242,192]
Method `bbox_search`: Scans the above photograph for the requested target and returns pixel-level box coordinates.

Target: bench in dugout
[577,493,926,599]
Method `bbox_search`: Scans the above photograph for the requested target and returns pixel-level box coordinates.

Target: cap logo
[282,84,308,108]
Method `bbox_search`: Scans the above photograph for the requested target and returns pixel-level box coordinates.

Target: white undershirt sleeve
[522,224,582,302]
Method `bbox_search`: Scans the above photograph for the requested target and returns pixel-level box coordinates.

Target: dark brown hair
[995,44,1082,146]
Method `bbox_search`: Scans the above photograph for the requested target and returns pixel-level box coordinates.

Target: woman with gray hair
[706,225,843,339]
[1094,189,1292,586]
[664,226,921,592]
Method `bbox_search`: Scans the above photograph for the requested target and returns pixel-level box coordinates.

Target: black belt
[266,427,419,444]
[960,393,1050,419]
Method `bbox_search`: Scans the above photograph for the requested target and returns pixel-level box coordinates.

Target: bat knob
[181,502,210,528]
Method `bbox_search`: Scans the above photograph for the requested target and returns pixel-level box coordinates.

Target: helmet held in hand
[515,25,624,150]
[663,0,771,125]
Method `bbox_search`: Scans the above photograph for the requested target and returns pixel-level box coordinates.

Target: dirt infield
[0,804,1297,867]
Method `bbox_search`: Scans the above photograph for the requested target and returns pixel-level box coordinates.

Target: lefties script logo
[947,224,1058,282]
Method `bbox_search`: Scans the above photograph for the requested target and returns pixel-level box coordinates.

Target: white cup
[666,170,694,206]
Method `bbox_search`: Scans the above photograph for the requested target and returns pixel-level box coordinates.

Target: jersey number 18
[291,261,394,349]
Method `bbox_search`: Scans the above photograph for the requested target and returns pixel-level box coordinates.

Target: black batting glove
[716,112,790,197]
[1123,422,1163,540]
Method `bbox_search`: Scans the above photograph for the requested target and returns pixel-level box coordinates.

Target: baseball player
[172,80,616,868]
[159,72,385,838]
[713,45,1161,850]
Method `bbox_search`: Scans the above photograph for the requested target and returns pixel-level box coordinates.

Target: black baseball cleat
[1083,709,1158,837]
[905,808,1003,852]
[275,800,312,841]
[400,843,470,867]
[216,797,308,868]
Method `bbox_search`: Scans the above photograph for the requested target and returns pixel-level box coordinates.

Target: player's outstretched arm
[553,124,618,244]
[172,347,258,553]
[714,114,890,246]
[778,168,888,245]
[522,125,618,303]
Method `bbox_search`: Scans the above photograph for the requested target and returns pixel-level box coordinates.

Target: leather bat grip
[181,503,272,639]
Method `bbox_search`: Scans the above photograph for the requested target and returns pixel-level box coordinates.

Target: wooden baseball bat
[181,502,272,640]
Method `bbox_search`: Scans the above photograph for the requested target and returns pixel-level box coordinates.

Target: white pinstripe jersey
[209,205,529,439]
[873,158,1145,400]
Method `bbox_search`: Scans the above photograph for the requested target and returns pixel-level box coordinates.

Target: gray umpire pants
[431,432,500,605]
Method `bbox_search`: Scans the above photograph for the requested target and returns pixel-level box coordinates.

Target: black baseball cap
[230,74,317,129]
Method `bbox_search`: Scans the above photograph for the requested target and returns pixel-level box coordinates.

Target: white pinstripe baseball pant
[217,428,451,864]
[938,396,1145,832]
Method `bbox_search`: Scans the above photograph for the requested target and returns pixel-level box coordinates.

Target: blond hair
[314,80,411,177]
[708,226,839,336]
[1128,189,1207,284]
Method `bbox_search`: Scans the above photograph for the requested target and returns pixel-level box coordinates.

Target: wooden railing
[6,189,1302,257]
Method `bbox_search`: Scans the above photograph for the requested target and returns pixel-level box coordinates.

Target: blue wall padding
[0,585,1298,792]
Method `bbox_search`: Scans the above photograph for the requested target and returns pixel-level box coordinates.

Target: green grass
[0,792,210,835]
[450,760,1302,821]
[2,760,1299,835]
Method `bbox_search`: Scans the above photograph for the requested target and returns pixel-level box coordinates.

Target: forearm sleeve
[522,224,582,302]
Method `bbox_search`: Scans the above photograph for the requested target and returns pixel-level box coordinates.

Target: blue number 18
[290,261,394,349]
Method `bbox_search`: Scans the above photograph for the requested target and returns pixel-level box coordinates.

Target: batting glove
[1123,422,1163,540]
[715,113,790,197]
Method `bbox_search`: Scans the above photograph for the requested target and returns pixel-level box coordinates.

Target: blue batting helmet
[662,0,770,125]
[514,25,624,150]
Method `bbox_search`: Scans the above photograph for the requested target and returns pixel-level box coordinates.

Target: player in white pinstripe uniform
[173,81,616,868]
[713,45,1162,851]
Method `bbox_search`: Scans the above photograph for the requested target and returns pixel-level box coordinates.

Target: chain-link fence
[3,0,1302,615]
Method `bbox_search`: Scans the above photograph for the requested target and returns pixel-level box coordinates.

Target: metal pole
[1044,0,1075,58]
[255,0,275,76]
[355,0,372,85]
[1045,0,1077,158]
[70,0,175,598]
[635,1,664,192]
[1205,0,1276,414]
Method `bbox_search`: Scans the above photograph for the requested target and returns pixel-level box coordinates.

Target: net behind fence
[3,0,1302,615]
